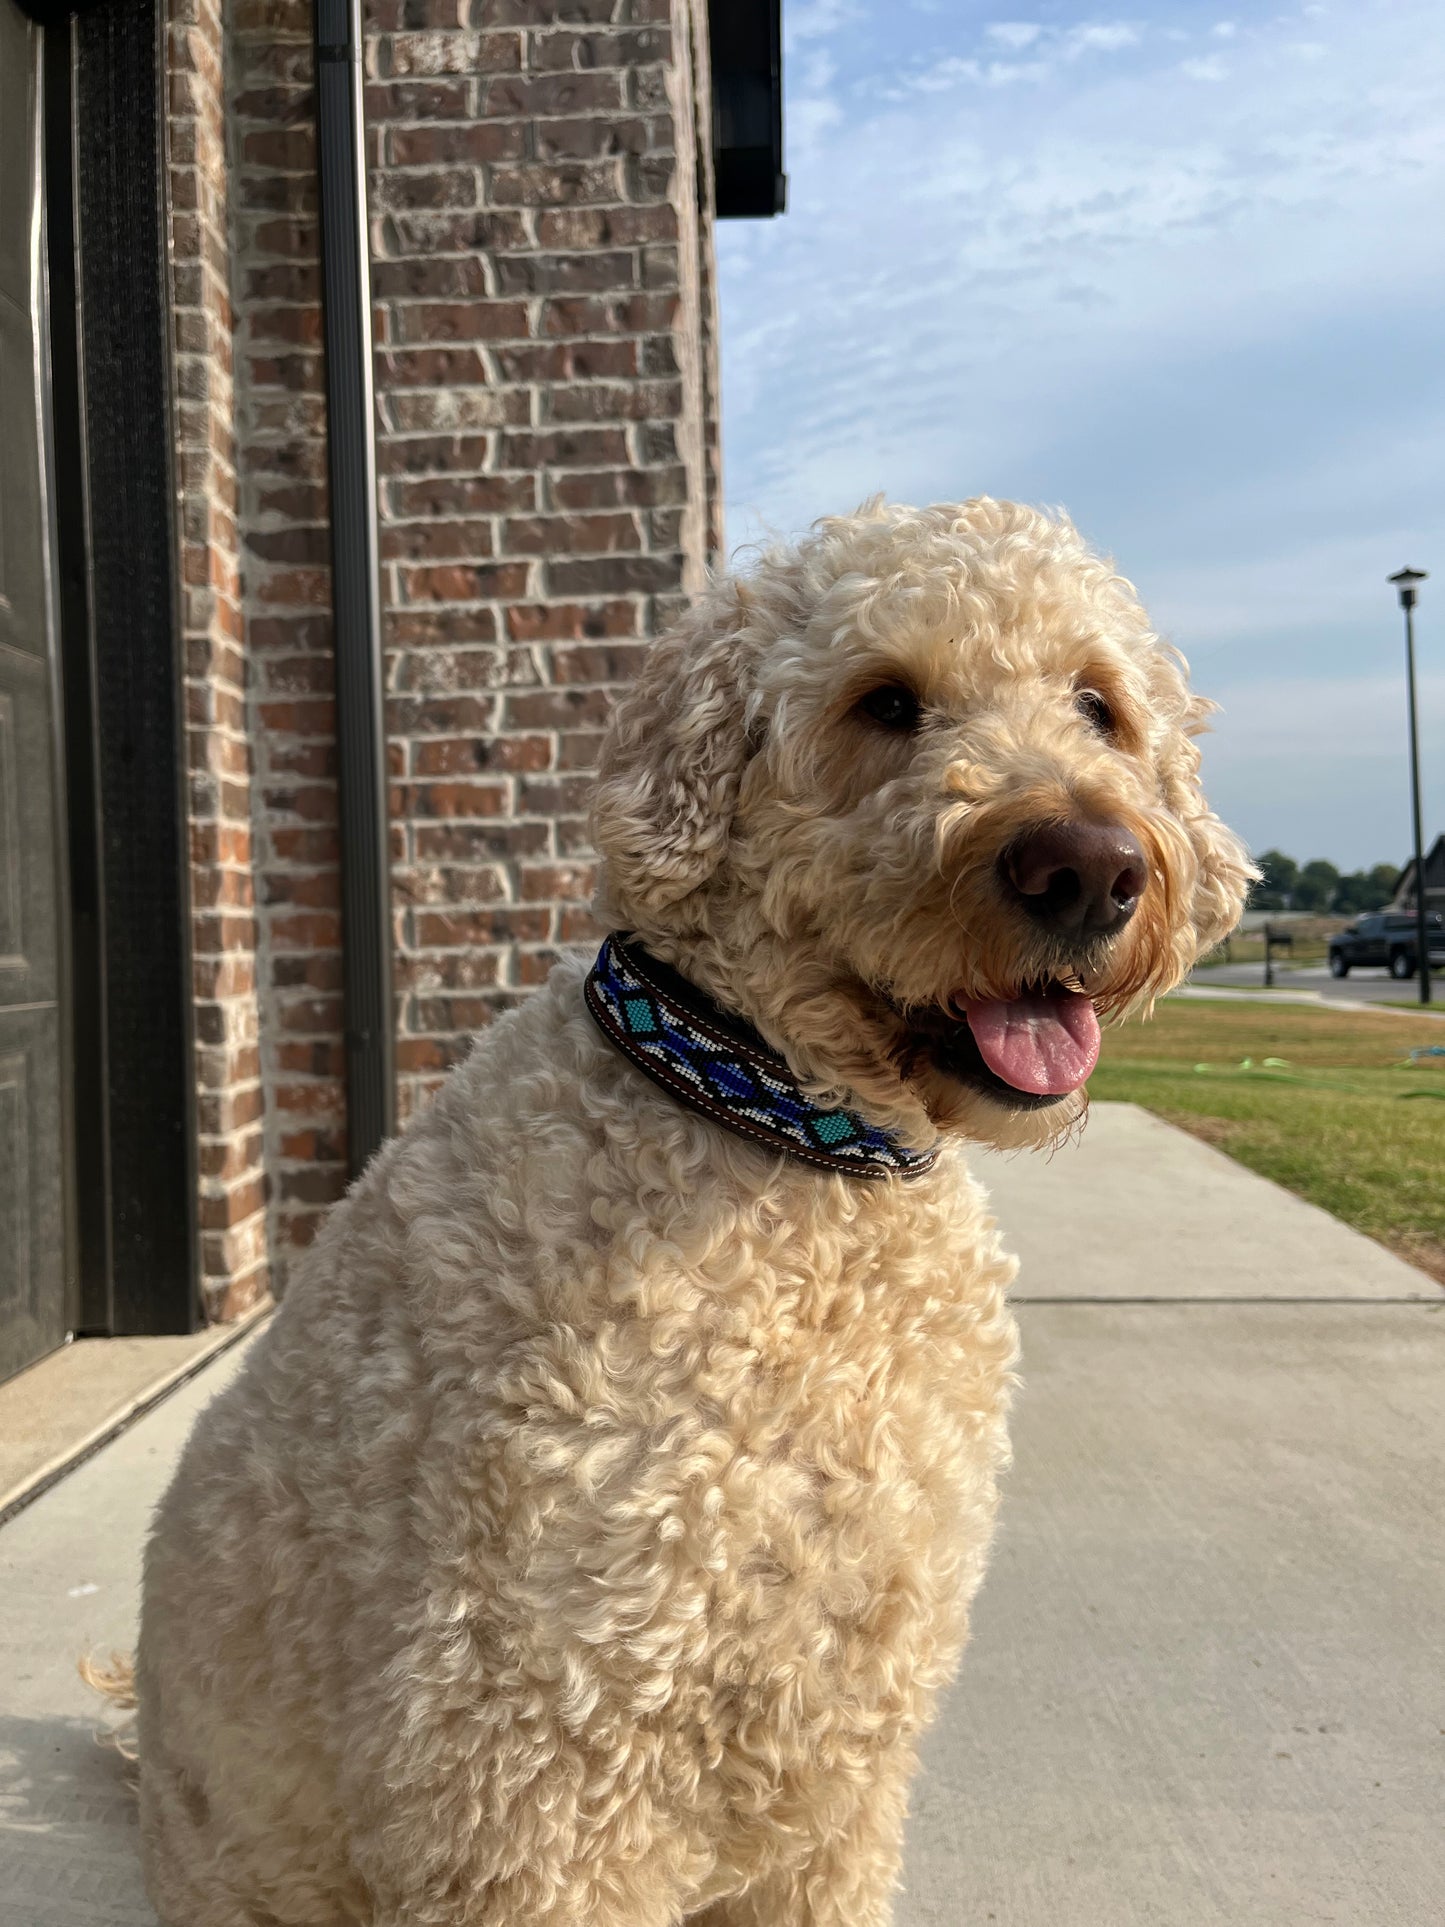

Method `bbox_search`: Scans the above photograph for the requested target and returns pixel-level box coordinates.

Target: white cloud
[909,54,983,92]
[784,0,860,52]
[1211,20,1238,38]
[898,20,1138,99]
[1066,23,1140,56]
[1180,55,1229,80]
[985,21,1043,50]
[986,59,1050,85]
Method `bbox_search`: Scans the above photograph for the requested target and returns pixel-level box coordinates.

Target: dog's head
[591,498,1254,1151]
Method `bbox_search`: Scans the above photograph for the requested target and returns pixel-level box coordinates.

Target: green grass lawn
[1090,998,1445,1283]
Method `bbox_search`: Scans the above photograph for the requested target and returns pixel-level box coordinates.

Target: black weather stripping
[314,0,396,1174]
[709,0,786,217]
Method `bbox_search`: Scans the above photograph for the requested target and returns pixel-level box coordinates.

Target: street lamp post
[1388,568,1430,1006]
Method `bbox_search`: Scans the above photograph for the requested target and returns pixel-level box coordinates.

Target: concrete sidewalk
[0,1336,264,1927]
[900,1107,1444,1925]
[1,1104,1441,1925]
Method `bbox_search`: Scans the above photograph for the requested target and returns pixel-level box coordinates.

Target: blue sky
[715,1,1445,871]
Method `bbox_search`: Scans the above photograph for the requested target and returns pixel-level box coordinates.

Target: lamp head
[1389,567,1427,610]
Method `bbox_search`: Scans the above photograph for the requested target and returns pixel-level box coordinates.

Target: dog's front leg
[350,1702,722,1927]
[687,1744,914,1927]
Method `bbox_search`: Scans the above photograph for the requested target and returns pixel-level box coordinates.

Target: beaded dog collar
[584,933,939,1182]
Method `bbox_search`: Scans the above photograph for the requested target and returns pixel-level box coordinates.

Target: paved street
[1190,961,1444,1008]
[1,1105,1441,1926]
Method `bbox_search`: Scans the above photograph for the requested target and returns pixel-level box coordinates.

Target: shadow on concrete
[0,1713,156,1925]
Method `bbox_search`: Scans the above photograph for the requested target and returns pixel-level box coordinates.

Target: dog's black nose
[1004,821,1149,939]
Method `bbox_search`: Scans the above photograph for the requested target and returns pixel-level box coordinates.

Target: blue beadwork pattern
[585,935,938,1181]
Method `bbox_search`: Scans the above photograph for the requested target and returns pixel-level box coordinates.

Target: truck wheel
[1329,953,1348,978]
[1389,949,1413,980]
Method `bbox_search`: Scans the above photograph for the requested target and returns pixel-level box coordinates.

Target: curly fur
[134,499,1251,1925]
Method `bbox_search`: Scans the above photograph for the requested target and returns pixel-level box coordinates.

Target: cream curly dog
[132,499,1250,1925]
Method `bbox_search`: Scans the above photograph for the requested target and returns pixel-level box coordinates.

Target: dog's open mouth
[892,978,1100,1109]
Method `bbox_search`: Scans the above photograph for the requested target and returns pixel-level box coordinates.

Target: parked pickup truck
[1328,910,1445,978]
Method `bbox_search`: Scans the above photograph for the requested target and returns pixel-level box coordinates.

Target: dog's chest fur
[371,965,1019,1814]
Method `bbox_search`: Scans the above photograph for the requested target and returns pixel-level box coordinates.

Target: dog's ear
[1185,800,1257,954]
[590,582,757,924]
[1159,689,1258,954]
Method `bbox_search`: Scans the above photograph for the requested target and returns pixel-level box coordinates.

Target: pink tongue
[962,988,1101,1096]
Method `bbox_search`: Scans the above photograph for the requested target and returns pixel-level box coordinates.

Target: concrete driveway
[1,1105,1441,1926]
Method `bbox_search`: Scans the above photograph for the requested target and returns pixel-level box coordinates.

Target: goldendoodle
[132,499,1251,1925]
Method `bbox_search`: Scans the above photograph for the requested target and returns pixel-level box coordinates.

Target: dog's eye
[857,684,921,732]
[1075,689,1116,737]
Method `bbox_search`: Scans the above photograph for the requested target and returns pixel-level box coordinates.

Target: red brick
[372,169,479,213]
[411,735,553,775]
[392,781,512,819]
[559,904,605,943]
[545,554,680,596]
[519,862,597,902]
[490,338,640,382]
[504,688,615,730]
[414,908,551,946]
[385,31,523,77]
[380,518,496,562]
[377,432,494,476]
[368,0,465,33]
[385,210,535,254]
[412,821,550,861]
[530,26,672,70]
[503,600,640,641]
[371,256,488,300]
[399,562,532,603]
[535,205,678,249]
[492,250,637,297]
[391,300,530,344]
[502,512,641,558]
[517,775,595,817]
[548,465,686,509]
[387,473,535,517]
[549,641,650,684]
[534,115,668,161]
[497,428,630,469]
[364,80,471,121]
[489,160,626,207]
[483,71,625,117]
[389,122,525,167]
[410,993,500,1031]
[386,693,499,736]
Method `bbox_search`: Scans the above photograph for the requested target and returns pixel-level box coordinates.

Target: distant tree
[1334,864,1400,915]
[1251,849,1299,910]
[1335,871,1372,915]
[1291,858,1341,913]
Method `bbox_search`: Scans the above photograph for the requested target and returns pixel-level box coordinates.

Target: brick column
[369,0,720,1124]
[168,0,269,1316]
[200,0,719,1277]
[230,0,348,1264]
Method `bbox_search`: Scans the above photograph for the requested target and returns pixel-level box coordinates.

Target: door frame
[0,0,80,1377]
[32,0,200,1338]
